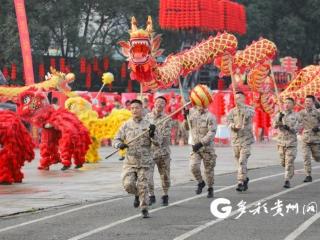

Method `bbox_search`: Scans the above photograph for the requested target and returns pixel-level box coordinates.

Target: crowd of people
[113,92,320,218]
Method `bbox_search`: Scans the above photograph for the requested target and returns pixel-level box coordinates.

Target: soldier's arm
[227,110,237,130]
[272,112,283,129]
[112,123,126,148]
[201,114,217,145]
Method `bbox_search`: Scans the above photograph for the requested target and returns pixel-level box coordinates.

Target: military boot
[195,181,206,194]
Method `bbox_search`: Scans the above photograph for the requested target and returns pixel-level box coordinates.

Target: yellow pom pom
[102,72,114,85]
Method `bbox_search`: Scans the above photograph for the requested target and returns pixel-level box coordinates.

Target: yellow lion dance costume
[65,97,131,163]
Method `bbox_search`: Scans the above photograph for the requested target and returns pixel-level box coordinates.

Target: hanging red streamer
[11,63,17,81]
[86,63,92,89]
[80,57,86,73]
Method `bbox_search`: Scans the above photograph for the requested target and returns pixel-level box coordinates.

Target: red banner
[14,0,34,85]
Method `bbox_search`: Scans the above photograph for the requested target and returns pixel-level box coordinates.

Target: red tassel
[103,57,109,70]
[120,62,127,78]
[38,63,45,80]
[93,57,99,72]
[2,67,9,78]
[50,58,56,68]
[80,57,86,73]
[60,58,66,72]
[86,63,92,89]
[11,64,17,81]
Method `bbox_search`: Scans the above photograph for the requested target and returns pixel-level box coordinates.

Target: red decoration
[120,62,127,79]
[128,78,133,92]
[159,0,246,34]
[38,63,45,80]
[11,64,17,81]
[60,58,66,72]
[50,58,56,68]
[93,57,99,72]
[103,57,109,70]
[2,67,9,79]
[86,63,92,89]
[80,57,86,73]
[217,78,224,90]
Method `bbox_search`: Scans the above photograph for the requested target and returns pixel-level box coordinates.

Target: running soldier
[113,99,157,218]
[145,96,172,206]
[273,97,299,188]
[227,91,255,192]
[299,95,320,182]
[183,104,217,198]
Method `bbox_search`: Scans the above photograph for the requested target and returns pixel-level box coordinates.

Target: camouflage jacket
[113,118,159,167]
[273,110,299,147]
[145,111,172,158]
[183,108,217,149]
[299,107,320,144]
[227,104,255,146]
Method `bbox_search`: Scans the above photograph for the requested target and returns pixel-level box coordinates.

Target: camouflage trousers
[190,148,217,187]
[122,166,149,210]
[302,142,320,176]
[277,145,297,181]
[233,145,251,183]
[148,155,171,195]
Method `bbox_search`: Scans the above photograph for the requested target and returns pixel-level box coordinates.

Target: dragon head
[17,88,50,121]
[46,67,75,93]
[118,16,164,83]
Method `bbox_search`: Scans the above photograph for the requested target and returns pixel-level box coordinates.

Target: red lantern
[50,58,56,68]
[2,67,9,79]
[11,63,17,81]
[80,57,86,73]
[103,57,109,70]
[86,63,92,89]
[38,63,45,80]
[60,58,66,72]
[93,57,99,72]
[120,62,127,79]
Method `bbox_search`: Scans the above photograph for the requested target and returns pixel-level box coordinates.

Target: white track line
[66,168,302,240]
[284,211,320,240]
[0,198,122,233]
[173,178,320,240]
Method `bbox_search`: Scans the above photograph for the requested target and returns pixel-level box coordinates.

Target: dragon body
[119,16,238,91]
[0,68,75,102]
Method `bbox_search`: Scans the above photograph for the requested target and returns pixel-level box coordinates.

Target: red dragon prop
[118,16,238,91]
[0,110,34,184]
[17,89,91,171]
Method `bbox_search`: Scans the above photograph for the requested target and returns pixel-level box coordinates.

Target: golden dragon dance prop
[280,74,320,100]
[215,38,278,115]
[0,67,75,102]
[65,97,131,163]
[118,16,238,91]
[280,65,320,98]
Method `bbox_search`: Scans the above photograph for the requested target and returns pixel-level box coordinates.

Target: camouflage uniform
[227,105,255,183]
[184,108,217,188]
[145,111,172,195]
[273,111,299,181]
[113,118,158,210]
[299,107,320,176]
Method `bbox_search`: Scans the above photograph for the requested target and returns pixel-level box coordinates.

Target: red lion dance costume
[17,89,91,171]
[0,110,34,184]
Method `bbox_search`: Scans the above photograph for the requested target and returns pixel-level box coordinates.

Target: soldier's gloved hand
[312,127,320,133]
[283,125,290,131]
[192,142,203,152]
[279,112,285,122]
[183,108,189,119]
[118,143,129,150]
[149,124,156,138]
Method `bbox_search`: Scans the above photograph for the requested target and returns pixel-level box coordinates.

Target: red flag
[86,63,92,89]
